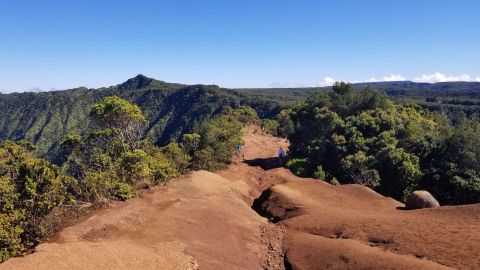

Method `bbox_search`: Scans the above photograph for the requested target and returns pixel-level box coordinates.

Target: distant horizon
[1,1,479,92]
[2,73,480,94]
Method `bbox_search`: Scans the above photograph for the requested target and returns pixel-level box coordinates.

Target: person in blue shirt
[236,143,244,161]
[278,147,286,166]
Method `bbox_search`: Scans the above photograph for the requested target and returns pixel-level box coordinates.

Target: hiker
[236,143,244,161]
[278,146,286,166]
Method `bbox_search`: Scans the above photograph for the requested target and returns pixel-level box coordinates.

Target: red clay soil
[259,171,480,269]
[1,126,479,269]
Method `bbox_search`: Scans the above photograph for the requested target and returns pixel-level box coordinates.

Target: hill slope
[2,77,480,162]
[0,75,281,162]
[2,127,478,269]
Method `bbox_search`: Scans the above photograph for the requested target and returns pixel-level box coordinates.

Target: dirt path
[2,126,479,269]
[1,127,288,270]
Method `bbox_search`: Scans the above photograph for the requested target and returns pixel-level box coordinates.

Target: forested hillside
[235,81,480,117]
[2,76,480,163]
[0,75,280,162]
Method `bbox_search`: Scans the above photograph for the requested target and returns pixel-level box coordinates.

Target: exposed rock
[405,190,440,210]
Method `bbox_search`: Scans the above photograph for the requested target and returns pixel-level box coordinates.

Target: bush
[330,177,341,185]
[192,146,217,170]
[160,143,191,175]
[285,158,309,177]
[181,133,201,154]
[313,165,326,180]
[0,141,73,261]
[112,182,135,201]
[262,119,279,136]
[232,105,259,124]
[191,106,248,170]
[77,170,116,202]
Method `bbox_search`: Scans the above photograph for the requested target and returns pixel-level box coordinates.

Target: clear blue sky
[1,0,479,92]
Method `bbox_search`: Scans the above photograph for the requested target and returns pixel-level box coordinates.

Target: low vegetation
[0,141,73,261]
[0,96,258,262]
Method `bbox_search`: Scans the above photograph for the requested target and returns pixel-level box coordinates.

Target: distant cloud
[413,72,474,83]
[315,73,476,86]
[313,75,406,87]
[382,74,406,81]
[316,77,336,87]
[362,74,406,83]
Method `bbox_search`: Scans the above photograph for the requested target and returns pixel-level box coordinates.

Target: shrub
[191,106,248,170]
[313,165,326,180]
[161,143,191,174]
[181,133,201,154]
[0,141,73,261]
[232,105,259,124]
[112,182,135,201]
[285,158,309,177]
[330,177,341,185]
[262,119,279,136]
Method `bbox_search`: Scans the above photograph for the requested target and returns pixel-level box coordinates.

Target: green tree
[90,96,149,151]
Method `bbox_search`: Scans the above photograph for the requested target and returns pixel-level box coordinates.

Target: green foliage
[231,105,259,124]
[112,182,135,201]
[0,75,283,163]
[262,119,279,136]
[0,141,72,261]
[160,142,191,175]
[190,106,252,170]
[2,78,480,163]
[90,96,148,150]
[181,133,201,154]
[287,83,480,204]
[90,96,148,126]
[313,165,326,180]
[63,97,250,202]
[276,109,295,137]
[285,158,309,177]
[329,177,340,186]
[64,97,184,202]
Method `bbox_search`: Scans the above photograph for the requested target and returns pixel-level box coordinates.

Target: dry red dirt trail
[2,126,480,269]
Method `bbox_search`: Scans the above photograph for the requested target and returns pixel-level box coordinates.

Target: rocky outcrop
[405,190,440,210]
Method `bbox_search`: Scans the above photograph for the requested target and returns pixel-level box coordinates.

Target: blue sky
[0,0,479,92]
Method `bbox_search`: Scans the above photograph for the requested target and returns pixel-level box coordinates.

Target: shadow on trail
[245,157,283,170]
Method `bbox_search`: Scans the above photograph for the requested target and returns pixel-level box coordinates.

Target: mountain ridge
[2,75,480,162]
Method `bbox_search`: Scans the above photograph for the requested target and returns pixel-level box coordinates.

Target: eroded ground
[2,127,479,270]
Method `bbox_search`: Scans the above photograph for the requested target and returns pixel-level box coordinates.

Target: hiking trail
[2,126,479,270]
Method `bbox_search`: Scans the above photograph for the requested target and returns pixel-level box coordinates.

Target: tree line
[268,82,480,205]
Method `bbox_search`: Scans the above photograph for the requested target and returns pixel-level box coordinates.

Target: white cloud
[362,74,406,83]
[413,72,473,83]
[266,73,477,88]
[315,77,337,87]
[382,74,406,81]
[314,74,406,86]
